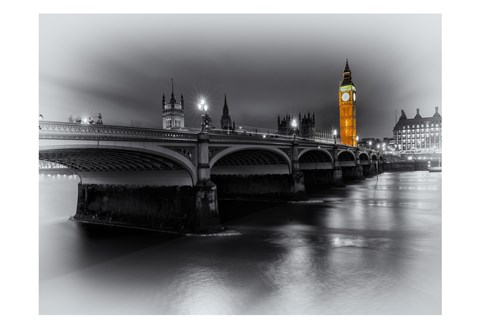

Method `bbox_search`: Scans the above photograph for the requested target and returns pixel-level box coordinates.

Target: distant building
[162,79,185,129]
[220,94,235,131]
[277,112,316,138]
[383,137,395,150]
[393,107,442,151]
[358,137,382,150]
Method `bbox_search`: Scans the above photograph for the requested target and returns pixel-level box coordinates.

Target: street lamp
[333,129,337,145]
[356,135,359,147]
[368,140,372,150]
[291,118,298,138]
[197,98,209,132]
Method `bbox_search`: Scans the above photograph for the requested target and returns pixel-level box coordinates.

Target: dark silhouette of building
[162,79,185,129]
[277,112,315,138]
[393,107,442,151]
[220,94,235,131]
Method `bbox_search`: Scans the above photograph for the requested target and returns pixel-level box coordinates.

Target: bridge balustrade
[39,121,198,141]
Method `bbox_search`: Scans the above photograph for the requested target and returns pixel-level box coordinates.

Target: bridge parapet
[39,121,198,142]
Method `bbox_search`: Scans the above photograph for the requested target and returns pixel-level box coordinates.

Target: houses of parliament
[162,60,359,142]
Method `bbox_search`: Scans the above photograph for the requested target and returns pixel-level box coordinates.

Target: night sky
[39,14,441,138]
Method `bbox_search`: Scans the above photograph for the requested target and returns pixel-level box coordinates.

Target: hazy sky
[39,14,441,138]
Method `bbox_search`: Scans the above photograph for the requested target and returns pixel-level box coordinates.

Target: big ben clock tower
[338,59,357,146]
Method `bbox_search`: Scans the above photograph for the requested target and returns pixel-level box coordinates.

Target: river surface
[39,171,441,314]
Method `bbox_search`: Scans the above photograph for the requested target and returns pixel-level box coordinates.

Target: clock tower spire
[338,58,357,146]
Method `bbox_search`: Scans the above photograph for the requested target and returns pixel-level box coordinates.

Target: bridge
[39,121,383,233]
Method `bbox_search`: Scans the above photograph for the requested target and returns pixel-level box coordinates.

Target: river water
[39,171,441,314]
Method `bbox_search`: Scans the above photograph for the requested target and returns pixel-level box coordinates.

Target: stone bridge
[39,121,382,232]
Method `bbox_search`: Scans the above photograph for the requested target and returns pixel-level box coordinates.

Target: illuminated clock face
[342,92,350,101]
[353,93,356,101]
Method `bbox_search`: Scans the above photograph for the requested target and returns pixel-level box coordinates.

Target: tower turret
[162,79,184,129]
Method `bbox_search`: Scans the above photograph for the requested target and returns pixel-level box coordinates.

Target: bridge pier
[332,167,345,186]
[341,167,357,181]
[355,164,365,180]
[194,133,222,232]
[331,147,345,187]
[291,140,306,200]
[361,163,372,178]
[354,151,365,180]
[193,180,221,231]
[378,161,384,174]
[74,183,194,231]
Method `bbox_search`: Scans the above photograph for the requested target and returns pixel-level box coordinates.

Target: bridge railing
[39,121,198,141]
[39,121,360,150]
[208,128,335,144]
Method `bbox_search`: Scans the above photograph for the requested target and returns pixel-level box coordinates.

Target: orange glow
[339,88,357,146]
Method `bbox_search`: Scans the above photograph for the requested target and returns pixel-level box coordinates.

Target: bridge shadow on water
[218,199,285,223]
[40,175,370,284]
[40,220,181,282]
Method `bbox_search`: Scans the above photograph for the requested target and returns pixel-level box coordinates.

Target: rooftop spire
[344,58,350,72]
[341,58,354,86]
[223,93,229,115]
[414,108,422,119]
[170,78,176,103]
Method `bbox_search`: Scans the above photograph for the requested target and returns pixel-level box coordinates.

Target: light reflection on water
[39,171,441,314]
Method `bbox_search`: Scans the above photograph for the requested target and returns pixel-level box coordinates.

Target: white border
[1,0,479,327]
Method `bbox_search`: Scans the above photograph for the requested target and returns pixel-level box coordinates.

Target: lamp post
[197,99,209,132]
[333,129,337,145]
[368,140,372,150]
[291,118,298,139]
[356,135,359,148]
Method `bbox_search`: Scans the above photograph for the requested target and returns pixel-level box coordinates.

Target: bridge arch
[298,148,334,170]
[337,149,356,167]
[359,152,369,161]
[371,154,378,162]
[337,150,356,161]
[39,144,197,185]
[210,145,292,175]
